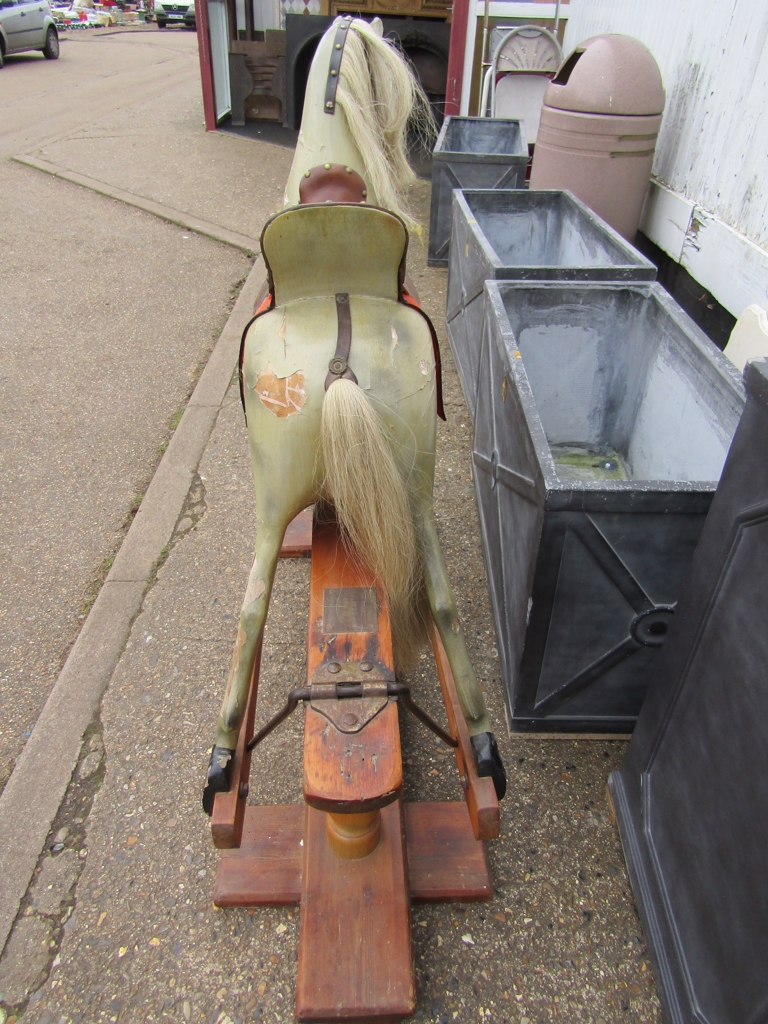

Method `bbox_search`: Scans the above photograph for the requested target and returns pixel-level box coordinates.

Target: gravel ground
[0,183,661,1024]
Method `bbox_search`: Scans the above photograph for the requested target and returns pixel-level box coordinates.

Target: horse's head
[284,16,434,228]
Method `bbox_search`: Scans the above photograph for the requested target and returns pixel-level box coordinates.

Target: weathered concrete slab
[30,852,82,917]
[14,156,261,254]
[0,918,53,1006]
[25,61,294,245]
[0,28,289,965]
[0,256,264,956]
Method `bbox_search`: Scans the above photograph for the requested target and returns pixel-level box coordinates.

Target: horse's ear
[369,16,383,36]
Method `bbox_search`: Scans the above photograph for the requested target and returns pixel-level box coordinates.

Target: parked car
[0,0,59,65]
[155,0,194,29]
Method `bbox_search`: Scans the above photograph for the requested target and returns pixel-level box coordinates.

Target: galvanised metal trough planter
[473,280,744,733]
[428,117,528,269]
[446,189,656,419]
[610,357,768,1024]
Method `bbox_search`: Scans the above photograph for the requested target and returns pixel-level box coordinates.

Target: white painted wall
[563,0,768,316]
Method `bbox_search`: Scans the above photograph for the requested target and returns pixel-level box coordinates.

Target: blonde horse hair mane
[336,19,435,229]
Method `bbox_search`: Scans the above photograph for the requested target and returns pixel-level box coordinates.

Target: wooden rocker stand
[211,510,500,1022]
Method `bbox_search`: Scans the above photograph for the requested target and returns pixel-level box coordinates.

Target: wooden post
[445,0,471,116]
[326,810,382,859]
[195,0,218,131]
[431,623,500,841]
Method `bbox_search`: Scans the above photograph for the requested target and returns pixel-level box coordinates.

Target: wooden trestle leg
[212,510,499,1022]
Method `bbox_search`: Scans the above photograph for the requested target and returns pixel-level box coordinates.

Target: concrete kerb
[12,155,261,255]
[0,256,264,957]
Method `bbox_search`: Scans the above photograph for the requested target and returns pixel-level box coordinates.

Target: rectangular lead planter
[610,358,768,1024]
[446,190,656,419]
[473,281,744,732]
[428,117,527,269]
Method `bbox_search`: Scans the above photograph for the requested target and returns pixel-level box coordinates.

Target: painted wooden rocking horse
[202,14,506,815]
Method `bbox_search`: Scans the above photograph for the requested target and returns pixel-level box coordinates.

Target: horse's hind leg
[202,507,294,814]
[413,498,507,799]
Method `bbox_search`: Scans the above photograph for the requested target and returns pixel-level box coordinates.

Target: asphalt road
[0,30,255,796]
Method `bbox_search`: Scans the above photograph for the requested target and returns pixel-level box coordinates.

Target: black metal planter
[473,281,744,732]
[446,189,656,419]
[428,118,527,269]
[609,357,768,1024]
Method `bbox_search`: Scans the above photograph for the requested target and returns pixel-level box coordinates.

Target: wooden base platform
[212,509,497,1022]
[214,800,491,907]
[215,800,490,1021]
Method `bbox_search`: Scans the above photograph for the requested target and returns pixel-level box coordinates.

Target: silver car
[0,0,59,66]
[155,0,195,30]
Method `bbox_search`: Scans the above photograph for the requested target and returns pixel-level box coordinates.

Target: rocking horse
[202,16,507,1020]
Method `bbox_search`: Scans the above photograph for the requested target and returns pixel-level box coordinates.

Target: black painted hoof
[471,732,507,800]
[202,745,235,816]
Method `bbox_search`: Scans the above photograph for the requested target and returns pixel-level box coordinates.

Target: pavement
[0,25,267,960]
[0,25,661,1024]
[0,27,266,799]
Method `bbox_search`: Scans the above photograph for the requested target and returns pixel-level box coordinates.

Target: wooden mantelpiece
[319,0,451,19]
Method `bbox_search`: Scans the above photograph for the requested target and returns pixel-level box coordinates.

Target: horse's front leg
[412,494,507,799]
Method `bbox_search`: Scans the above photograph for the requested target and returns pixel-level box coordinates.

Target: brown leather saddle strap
[324,17,352,115]
[239,288,446,422]
[325,293,358,390]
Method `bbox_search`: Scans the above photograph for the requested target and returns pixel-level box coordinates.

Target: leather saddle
[239,203,444,419]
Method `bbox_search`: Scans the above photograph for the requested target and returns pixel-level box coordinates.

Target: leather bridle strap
[324,16,352,115]
[325,293,358,390]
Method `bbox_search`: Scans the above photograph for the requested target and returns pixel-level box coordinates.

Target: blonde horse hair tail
[336,19,435,230]
[321,378,427,671]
